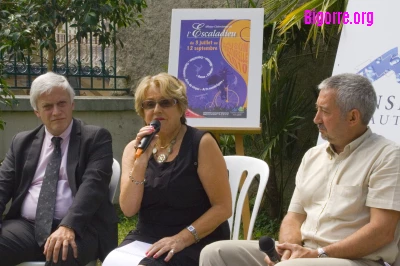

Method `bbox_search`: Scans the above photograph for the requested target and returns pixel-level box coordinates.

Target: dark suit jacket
[0,118,118,261]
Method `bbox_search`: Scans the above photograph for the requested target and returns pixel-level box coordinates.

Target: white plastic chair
[224,155,269,240]
[16,158,121,266]
[109,158,121,203]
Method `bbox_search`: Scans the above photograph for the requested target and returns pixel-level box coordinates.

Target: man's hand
[43,226,78,263]
[263,249,291,266]
[278,249,292,261]
[276,243,317,260]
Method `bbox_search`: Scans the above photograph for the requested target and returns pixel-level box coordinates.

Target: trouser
[0,218,98,266]
[199,240,384,266]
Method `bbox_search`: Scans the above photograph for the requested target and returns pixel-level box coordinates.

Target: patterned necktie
[35,136,62,247]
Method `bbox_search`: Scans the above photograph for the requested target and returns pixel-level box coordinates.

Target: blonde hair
[134,73,188,124]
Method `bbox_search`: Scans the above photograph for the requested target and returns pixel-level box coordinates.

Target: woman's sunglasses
[141,99,177,110]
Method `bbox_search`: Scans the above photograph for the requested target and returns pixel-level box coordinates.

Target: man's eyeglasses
[141,99,177,110]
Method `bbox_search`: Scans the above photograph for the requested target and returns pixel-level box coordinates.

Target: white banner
[319,0,400,145]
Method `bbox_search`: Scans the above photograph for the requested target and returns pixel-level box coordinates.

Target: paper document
[102,240,152,266]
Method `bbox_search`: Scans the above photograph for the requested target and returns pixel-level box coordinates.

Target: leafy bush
[115,205,138,245]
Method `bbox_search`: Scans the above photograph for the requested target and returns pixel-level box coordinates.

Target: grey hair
[30,72,75,111]
[318,73,377,125]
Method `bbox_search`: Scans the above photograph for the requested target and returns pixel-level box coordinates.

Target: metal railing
[1,22,129,94]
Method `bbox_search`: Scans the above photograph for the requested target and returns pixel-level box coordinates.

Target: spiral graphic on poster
[183,55,224,91]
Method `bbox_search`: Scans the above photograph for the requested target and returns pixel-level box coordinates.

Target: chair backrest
[224,155,269,240]
[109,158,121,203]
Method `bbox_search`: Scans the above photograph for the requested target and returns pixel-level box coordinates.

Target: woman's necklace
[152,125,181,163]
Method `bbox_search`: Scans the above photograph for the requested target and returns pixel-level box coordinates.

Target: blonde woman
[104,73,232,266]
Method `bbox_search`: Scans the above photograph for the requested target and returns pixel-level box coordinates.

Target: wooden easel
[197,126,261,239]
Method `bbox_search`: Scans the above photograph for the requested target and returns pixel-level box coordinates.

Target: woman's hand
[133,125,159,162]
[145,236,186,262]
[123,125,156,164]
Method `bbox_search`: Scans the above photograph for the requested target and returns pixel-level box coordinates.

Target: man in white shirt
[200,73,400,266]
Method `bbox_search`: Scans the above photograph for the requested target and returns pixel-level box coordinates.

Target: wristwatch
[186,225,200,243]
[317,247,328,258]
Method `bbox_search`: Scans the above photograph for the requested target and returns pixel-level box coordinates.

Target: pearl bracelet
[129,168,145,185]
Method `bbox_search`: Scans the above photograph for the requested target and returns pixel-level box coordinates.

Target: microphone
[259,236,280,264]
[135,120,161,158]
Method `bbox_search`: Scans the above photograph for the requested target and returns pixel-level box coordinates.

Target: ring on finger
[169,249,175,255]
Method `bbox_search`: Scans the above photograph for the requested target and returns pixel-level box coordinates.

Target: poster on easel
[318,0,400,145]
[168,8,264,130]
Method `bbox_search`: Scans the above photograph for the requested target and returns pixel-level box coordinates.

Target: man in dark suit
[0,72,118,265]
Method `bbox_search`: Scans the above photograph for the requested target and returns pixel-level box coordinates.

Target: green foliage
[219,134,236,155]
[0,2,41,60]
[253,212,280,240]
[68,0,147,48]
[259,76,311,161]
[256,76,315,220]
[246,190,280,239]
[0,0,147,69]
[0,82,16,131]
[226,0,261,8]
[115,205,138,245]
[0,4,21,129]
